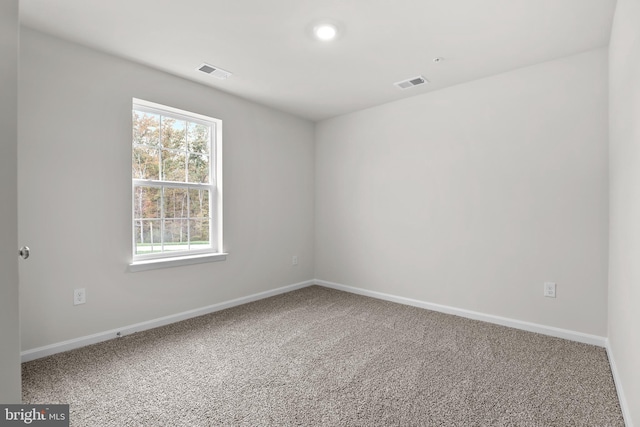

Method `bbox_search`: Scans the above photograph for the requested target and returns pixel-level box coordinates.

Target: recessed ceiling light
[314,23,338,41]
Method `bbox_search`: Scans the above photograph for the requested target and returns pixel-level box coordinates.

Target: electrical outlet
[74,288,86,305]
[292,255,298,266]
[544,282,556,298]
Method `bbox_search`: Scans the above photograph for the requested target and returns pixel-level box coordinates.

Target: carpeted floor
[22,286,624,426]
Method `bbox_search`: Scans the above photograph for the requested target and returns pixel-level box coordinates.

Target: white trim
[606,340,634,427]
[22,278,610,364]
[132,98,215,125]
[314,279,607,347]
[21,280,314,362]
[128,252,228,272]
[214,118,223,256]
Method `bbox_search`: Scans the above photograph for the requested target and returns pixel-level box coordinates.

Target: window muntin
[132,100,221,260]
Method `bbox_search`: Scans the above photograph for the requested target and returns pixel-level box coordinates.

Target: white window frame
[130,99,225,271]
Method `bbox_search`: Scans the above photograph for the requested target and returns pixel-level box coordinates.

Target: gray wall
[0,0,21,402]
[609,0,640,423]
[18,28,316,351]
[316,48,609,336]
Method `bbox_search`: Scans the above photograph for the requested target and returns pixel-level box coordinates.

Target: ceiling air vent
[197,63,232,80]
[394,75,429,90]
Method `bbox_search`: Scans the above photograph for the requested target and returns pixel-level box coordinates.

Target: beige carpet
[22,286,624,426]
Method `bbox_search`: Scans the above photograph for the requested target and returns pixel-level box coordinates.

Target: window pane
[163,219,189,250]
[188,189,210,218]
[134,186,161,219]
[161,117,186,151]
[189,219,210,246]
[132,146,160,180]
[188,154,209,183]
[133,111,160,146]
[132,101,219,260]
[163,188,188,219]
[161,150,186,182]
[135,219,161,254]
[188,122,210,155]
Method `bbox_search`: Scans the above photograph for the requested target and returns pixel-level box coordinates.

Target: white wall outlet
[74,288,86,305]
[292,255,298,266]
[544,282,556,298]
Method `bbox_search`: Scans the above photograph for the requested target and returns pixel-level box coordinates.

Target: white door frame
[0,0,22,404]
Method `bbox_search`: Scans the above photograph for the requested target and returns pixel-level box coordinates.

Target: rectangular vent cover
[394,75,429,90]
[197,63,232,80]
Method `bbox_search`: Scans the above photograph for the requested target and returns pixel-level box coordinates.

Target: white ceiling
[20,0,616,122]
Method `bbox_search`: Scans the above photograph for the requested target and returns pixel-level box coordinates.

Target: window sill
[129,252,228,272]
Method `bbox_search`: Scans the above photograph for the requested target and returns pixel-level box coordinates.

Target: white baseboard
[21,279,315,363]
[606,340,634,427]
[22,278,608,361]
[22,278,628,422]
[314,279,607,347]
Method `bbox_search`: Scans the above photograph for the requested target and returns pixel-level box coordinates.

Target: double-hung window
[131,99,223,266]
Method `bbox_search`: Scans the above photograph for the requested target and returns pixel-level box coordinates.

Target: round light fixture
[314,23,338,41]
